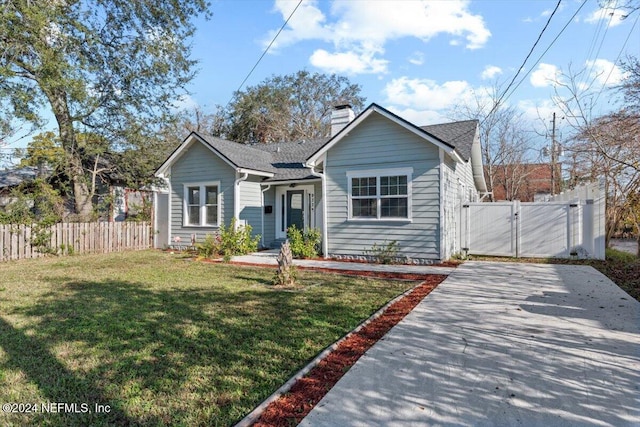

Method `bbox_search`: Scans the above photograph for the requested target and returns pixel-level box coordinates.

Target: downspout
[439,149,445,261]
[164,175,171,248]
[234,171,249,229]
[260,184,271,248]
[308,163,329,259]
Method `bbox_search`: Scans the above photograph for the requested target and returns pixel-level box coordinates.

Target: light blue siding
[325,113,442,261]
[238,177,264,240]
[169,141,235,244]
[262,186,276,246]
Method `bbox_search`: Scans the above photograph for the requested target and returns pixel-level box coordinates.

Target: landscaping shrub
[364,240,400,264]
[287,225,321,258]
[219,218,260,258]
[196,234,221,258]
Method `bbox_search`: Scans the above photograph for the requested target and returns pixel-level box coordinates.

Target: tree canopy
[556,56,640,247]
[0,0,210,218]
[223,70,366,143]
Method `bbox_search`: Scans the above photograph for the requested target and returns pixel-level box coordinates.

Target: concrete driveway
[300,261,640,426]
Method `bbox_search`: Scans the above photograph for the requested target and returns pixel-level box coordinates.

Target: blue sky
[4,0,639,158]
[182,0,638,137]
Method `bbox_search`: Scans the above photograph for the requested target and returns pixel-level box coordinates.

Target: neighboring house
[488,163,556,202]
[154,103,488,262]
[0,165,52,208]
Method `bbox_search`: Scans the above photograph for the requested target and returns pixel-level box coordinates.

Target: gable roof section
[155,132,328,181]
[306,103,464,165]
[155,132,276,177]
[421,119,478,162]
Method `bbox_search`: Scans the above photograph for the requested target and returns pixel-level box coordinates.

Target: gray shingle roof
[421,120,478,161]
[196,134,277,174]
[191,118,477,181]
[0,166,52,189]
[195,133,328,181]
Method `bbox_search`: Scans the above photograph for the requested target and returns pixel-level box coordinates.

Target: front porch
[257,180,322,249]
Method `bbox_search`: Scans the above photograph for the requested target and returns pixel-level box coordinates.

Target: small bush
[364,240,400,264]
[287,225,321,259]
[194,219,260,260]
[196,234,221,258]
[219,218,260,257]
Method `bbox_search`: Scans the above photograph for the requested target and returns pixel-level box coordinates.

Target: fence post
[514,200,520,258]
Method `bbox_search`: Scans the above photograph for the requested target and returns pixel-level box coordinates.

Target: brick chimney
[331,104,355,137]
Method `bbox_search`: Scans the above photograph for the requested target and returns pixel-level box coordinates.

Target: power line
[592,11,640,105]
[224,0,304,110]
[502,0,588,109]
[581,0,617,92]
[482,0,562,123]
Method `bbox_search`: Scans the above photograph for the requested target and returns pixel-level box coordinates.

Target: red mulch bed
[252,274,447,427]
[227,261,452,281]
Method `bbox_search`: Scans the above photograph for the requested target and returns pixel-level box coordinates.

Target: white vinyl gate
[460,185,605,260]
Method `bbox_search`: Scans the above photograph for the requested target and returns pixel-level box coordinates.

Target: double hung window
[184,183,220,226]
[348,168,412,220]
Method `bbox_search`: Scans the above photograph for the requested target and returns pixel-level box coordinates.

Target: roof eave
[237,168,274,178]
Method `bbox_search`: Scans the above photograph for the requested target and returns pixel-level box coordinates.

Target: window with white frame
[348,168,412,220]
[184,182,220,226]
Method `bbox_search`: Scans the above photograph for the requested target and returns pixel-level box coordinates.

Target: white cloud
[530,63,561,88]
[517,99,557,124]
[388,107,447,126]
[267,0,491,75]
[586,58,625,86]
[584,3,628,27]
[481,65,502,80]
[172,94,199,111]
[384,77,471,111]
[310,49,389,74]
[408,51,425,66]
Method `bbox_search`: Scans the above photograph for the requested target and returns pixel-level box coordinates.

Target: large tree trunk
[49,89,94,220]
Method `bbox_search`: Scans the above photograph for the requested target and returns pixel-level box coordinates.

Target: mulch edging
[236,274,447,427]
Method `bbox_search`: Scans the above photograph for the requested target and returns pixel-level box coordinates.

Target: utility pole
[550,112,556,196]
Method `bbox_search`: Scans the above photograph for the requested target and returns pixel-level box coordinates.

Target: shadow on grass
[0,316,136,426]
[3,272,380,426]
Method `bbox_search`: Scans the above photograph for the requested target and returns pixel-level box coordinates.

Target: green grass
[0,251,416,426]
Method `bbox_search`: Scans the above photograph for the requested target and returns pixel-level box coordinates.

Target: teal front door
[286,190,304,231]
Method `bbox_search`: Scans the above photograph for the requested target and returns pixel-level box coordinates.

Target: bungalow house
[154,103,487,262]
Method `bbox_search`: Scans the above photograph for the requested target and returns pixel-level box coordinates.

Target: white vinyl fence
[460,181,605,259]
[0,221,152,261]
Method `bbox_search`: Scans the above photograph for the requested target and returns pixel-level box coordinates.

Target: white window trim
[183,181,221,227]
[346,167,413,222]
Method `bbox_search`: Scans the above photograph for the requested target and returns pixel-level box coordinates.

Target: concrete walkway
[230,250,455,275]
[299,261,640,427]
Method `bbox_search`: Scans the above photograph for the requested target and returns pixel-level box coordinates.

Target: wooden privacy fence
[0,222,152,261]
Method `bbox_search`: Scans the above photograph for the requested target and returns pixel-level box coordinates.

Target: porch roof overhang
[260,178,321,186]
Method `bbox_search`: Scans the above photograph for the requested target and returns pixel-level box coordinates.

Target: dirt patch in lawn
[252,274,446,427]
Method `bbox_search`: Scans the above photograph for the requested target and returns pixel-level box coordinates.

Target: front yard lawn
[0,251,417,426]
